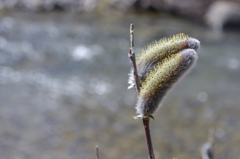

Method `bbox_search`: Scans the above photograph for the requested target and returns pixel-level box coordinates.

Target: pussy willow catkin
[128,33,200,119]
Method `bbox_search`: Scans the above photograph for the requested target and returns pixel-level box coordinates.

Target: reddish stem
[142,118,155,159]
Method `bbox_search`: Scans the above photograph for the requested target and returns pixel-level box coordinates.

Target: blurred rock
[204,1,240,32]
[135,0,213,21]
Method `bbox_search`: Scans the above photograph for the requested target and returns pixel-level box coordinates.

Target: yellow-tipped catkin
[128,33,200,119]
[134,49,198,119]
[137,33,188,66]
[128,33,200,89]
[140,54,182,99]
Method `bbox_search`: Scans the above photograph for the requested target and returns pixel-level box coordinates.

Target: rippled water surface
[0,11,240,159]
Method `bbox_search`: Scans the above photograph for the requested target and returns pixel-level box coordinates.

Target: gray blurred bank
[1,0,240,31]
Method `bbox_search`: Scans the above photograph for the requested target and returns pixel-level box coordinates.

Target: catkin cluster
[128,33,200,119]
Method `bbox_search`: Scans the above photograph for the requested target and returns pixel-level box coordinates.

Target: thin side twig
[143,118,155,159]
[128,23,141,94]
[95,145,99,159]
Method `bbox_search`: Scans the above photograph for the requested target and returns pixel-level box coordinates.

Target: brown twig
[143,118,155,159]
[128,23,141,94]
[95,145,99,159]
[129,23,155,159]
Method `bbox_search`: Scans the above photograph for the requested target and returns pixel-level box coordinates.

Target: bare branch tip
[95,145,99,159]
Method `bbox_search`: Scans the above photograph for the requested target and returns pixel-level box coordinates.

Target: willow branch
[129,24,155,159]
[129,23,141,94]
[143,118,155,159]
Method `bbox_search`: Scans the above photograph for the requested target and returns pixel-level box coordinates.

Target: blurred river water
[0,11,240,159]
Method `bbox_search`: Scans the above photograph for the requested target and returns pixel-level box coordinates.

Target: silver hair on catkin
[128,33,200,119]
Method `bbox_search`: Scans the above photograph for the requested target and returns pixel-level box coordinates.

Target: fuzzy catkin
[128,34,200,89]
[134,49,198,118]
[128,33,200,119]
